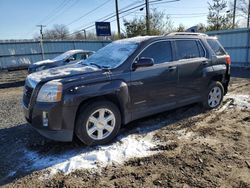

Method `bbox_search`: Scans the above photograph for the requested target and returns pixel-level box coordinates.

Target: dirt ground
[0,69,249,188]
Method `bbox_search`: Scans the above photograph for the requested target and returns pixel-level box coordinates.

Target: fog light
[43,111,49,127]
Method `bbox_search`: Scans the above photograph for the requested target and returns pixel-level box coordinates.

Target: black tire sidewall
[203,81,224,109]
[75,101,121,146]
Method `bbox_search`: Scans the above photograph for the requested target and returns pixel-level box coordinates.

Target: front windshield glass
[52,51,72,61]
[82,41,138,69]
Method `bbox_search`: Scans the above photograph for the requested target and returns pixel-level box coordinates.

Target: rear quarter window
[207,39,226,55]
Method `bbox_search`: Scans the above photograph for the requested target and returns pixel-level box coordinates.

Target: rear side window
[207,39,226,55]
[140,41,172,64]
[175,40,205,59]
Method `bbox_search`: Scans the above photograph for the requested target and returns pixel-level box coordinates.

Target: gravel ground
[0,70,249,187]
[0,70,27,89]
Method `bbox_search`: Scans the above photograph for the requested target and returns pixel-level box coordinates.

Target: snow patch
[34,59,54,66]
[27,63,98,83]
[224,94,250,109]
[25,132,158,175]
[115,36,157,43]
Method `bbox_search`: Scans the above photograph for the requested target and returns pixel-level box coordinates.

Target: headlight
[37,81,62,102]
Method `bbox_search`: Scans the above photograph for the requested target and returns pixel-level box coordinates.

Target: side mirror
[133,57,154,70]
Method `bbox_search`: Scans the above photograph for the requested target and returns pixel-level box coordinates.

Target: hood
[33,59,55,66]
[26,63,99,88]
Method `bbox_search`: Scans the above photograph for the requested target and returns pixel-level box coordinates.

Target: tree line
[37,0,249,40]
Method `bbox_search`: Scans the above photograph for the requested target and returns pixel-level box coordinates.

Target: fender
[62,79,130,129]
[202,64,227,78]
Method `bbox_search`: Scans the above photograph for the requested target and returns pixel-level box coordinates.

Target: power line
[24,0,69,37]
[65,0,111,27]
[172,15,207,18]
[71,1,143,32]
[38,0,69,24]
[44,0,77,25]
[69,0,179,36]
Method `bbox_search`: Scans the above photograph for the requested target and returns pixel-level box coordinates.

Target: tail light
[225,55,231,65]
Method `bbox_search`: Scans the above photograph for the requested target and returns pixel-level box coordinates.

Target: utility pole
[232,0,237,29]
[115,0,121,39]
[83,29,87,40]
[145,0,150,35]
[247,0,250,28]
[37,25,46,60]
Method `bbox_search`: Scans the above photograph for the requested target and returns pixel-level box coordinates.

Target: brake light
[225,55,231,65]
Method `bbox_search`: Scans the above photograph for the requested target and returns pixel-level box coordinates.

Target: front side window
[139,41,172,64]
[176,40,204,59]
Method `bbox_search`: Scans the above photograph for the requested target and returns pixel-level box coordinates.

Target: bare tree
[41,24,70,40]
[176,24,185,32]
[123,9,174,37]
[233,0,248,18]
[74,33,85,40]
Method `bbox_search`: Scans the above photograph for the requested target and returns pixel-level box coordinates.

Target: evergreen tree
[207,0,234,31]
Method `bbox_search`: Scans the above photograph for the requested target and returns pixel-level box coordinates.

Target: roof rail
[167,32,208,37]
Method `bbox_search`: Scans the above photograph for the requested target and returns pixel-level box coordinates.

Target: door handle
[167,66,177,71]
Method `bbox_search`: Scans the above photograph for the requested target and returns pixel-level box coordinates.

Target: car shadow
[0,103,205,186]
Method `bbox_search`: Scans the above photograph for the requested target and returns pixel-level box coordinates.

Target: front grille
[23,85,33,107]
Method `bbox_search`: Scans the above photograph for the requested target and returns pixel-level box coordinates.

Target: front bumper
[33,127,73,142]
[23,101,76,142]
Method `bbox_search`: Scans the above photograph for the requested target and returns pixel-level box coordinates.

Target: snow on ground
[24,130,159,176]
[224,94,250,109]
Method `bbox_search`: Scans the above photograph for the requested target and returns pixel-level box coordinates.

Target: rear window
[175,40,205,60]
[207,39,226,55]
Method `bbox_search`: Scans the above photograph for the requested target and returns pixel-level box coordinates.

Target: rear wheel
[75,101,121,145]
[203,81,224,109]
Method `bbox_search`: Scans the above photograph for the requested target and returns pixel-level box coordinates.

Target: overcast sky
[0,0,211,39]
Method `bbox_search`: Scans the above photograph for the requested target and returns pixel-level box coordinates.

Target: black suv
[23,32,231,145]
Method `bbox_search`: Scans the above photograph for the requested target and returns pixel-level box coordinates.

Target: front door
[129,40,179,120]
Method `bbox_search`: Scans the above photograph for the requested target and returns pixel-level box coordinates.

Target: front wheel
[203,81,224,109]
[75,101,121,146]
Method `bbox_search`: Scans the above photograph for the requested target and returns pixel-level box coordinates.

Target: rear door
[174,39,208,103]
[129,40,179,119]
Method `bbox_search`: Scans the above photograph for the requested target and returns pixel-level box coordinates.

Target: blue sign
[95,22,111,36]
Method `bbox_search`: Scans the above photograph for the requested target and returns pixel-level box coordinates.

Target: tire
[203,81,224,109]
[75,100,121,146]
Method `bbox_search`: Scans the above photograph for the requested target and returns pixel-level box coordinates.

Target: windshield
[82,41,138,69]
[52,51,73,61]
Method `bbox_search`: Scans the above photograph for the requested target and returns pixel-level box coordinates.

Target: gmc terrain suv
[23,32,231,145]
